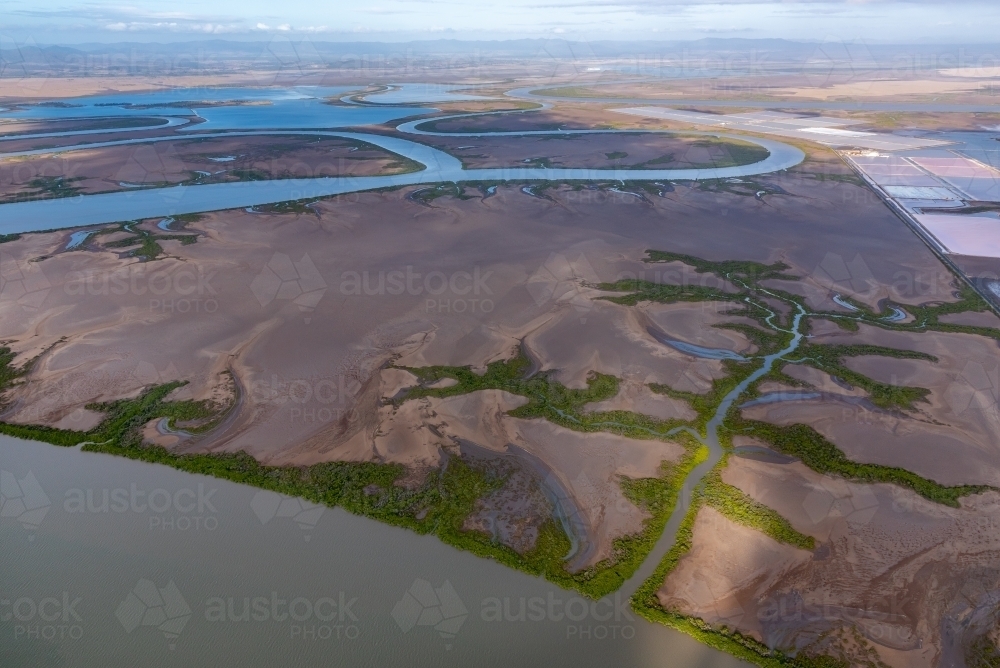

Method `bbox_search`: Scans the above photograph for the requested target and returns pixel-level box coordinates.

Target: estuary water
[0,87,355,121]
[0,85,430,133]
[0,435,749,668]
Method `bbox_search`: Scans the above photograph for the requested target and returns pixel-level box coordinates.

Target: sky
[3,0,1000,45]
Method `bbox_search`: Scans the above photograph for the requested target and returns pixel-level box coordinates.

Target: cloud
[100,20,248,33]
[248,23,328,32]
[10,3,335,36]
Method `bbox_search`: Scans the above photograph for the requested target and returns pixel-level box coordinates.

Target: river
[0,86,804,234]
[0,130,803,234]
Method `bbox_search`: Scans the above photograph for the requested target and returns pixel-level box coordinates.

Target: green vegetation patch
[810,283,999,341]
[785,343,935,411]
[395,349,708,594]
[651,358,762,431]
[99,222,198,261]
[249,199,319,215]
[227,168,271,181]
[599,277,740,307]
[702,465,814,550]
[1,176,85,204]
[0,347,31,416]
[409,183,476,203]
[730,417,990,506]
[632,153,676,167]
[906,283,1000,336]
[683,139,770,169]
[967,634,1000,668]
[642,250,797,283]
[397,349,689,439]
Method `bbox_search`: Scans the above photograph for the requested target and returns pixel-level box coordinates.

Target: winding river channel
[0,86,816,667]
[0,89,804,233]
[624,296,807,596]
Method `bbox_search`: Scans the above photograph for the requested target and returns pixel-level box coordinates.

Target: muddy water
[0,435,750,668]
[739,391,822,407]
[646,326,747,361]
